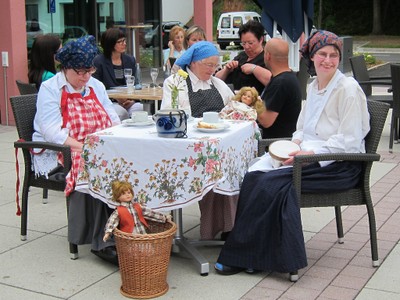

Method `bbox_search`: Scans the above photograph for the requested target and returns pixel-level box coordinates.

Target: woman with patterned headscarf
[32,35,120,265]
[214,30,370,277]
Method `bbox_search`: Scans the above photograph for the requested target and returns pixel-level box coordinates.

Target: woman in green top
[28,33,62,90]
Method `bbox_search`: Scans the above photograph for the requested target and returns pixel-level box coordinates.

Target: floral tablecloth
[75,119,258,211]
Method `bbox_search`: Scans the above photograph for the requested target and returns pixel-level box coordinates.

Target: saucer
[194,120,230,133]
[122,119,154,127]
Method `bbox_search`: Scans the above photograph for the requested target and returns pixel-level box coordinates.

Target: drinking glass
[150,68,159,88]
[126,75,135,94]
[124,68,132,79]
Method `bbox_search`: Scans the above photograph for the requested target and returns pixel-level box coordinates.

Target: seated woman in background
[28,34,62,90]
[215,20,271,95]
[93,28,143,120]
[163,25,186,71]
[215,30,370,276]
[184,25,206,48]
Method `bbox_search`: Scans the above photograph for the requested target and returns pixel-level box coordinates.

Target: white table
[76,119,258,274]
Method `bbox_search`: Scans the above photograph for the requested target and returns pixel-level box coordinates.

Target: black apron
[186,76,225,118]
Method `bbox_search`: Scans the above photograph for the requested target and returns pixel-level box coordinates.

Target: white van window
[233,17,243,28]
[221,17,231,29]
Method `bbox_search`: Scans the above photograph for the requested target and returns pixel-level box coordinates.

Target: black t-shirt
[260,71,302,138]
[225,51,266,95]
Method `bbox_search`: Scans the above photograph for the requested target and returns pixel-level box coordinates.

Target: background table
[107,86,162,113]
[76,119,258,274]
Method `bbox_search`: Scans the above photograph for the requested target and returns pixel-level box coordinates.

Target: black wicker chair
[349,55,393,107]
[10,94,78,259]
[15,80,38,95]
[258,100,390,281]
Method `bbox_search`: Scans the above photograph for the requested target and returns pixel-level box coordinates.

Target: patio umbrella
[255,0,314,71]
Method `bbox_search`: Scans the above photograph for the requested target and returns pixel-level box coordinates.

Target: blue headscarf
[56,35,99,69]
[175,41,219,70]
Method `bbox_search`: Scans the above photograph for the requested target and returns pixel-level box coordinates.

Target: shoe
[91,246,119,266]
[214,262,244,275]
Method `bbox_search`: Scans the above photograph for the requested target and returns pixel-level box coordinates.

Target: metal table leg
[172,209,224,276]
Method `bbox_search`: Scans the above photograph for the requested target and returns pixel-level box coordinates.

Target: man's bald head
[265,38,289,62]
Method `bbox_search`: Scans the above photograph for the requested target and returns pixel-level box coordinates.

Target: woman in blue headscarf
[161,41,234,118]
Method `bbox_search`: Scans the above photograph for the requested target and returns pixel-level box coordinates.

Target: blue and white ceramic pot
[153,109,187,138]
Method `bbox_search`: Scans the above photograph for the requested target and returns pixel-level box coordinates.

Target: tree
[372,0,382,34]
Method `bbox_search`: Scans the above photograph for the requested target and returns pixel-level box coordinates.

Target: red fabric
[60,87,112,196]
[117,204,149,233]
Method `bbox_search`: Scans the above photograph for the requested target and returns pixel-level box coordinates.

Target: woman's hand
[282,150,315,166]
[168,40,175,52]
[65,136,84,153]
[241,63,257,75]
[224,60,239,72]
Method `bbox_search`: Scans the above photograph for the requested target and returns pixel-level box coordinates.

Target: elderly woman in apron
[215,30,370,276]
[32,35,121,265]
[161,41,239,240]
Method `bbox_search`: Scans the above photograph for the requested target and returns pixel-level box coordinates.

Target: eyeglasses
[199,61,219,69]
[240,40,258,47]
[116,38,127,44]
[73,67,97,76]
[315,51,340,60]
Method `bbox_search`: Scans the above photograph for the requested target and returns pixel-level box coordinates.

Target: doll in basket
[219,86,266,121]
[103,181,170,241]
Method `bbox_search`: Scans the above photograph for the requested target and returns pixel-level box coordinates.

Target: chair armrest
[357,80,392,86]
[14,140,72,174]
[370,75,391,81]
[292,152,380,197]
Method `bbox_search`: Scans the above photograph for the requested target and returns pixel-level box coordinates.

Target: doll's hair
[111,181,134,202]
[232,86,265,113]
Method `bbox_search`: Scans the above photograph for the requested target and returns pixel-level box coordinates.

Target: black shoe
[214,263,244,275]
[91,246,118,266]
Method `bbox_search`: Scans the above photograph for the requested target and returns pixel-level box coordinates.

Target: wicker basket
[114,220,177,299]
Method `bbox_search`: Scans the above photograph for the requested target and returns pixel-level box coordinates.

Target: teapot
[153,109,187,138]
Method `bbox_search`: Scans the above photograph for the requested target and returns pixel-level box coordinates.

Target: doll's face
[118,190,133,203]
[240,91,253,106]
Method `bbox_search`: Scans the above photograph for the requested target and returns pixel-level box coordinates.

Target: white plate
[194,122,230,133]
[122,119,154,127]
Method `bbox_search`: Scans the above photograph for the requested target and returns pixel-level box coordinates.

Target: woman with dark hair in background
[93,28,142,120]
[215,20,271,95]
[28,34,62,90]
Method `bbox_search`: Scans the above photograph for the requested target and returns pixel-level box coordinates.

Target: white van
[216,11,262,50]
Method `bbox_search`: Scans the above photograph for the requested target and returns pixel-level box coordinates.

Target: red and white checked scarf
[60,87,112,196]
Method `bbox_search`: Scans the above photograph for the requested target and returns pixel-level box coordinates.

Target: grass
[353,35,400,48]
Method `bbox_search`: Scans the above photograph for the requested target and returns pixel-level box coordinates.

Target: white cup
[131,111,148,123]
[203,111,219,123]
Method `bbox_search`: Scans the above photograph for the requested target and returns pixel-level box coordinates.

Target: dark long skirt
[68,191,115,251]
[217,161,362,273]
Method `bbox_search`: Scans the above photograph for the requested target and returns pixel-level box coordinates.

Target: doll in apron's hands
[103,181,171,241]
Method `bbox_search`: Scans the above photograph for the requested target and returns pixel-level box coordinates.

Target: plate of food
[122,119,154,127]
[194,120,230,133]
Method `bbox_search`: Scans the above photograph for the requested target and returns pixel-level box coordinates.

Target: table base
[171,209,224,276]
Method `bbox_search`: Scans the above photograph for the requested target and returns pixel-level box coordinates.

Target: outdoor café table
[75,119,258,275]
[107,86,163,113]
